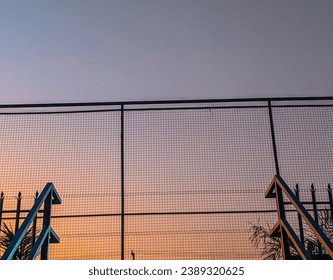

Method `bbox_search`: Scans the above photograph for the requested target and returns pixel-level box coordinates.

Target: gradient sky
[1,0,333,104]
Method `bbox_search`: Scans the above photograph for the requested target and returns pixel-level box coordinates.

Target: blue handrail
[1,183,61,260]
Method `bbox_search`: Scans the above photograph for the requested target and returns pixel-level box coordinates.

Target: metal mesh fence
[0,110,121,260]
[123,106,275,259]
[0,98,333,259]
[273,105,333,188]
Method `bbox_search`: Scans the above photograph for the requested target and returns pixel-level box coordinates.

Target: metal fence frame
[1,96,333,260]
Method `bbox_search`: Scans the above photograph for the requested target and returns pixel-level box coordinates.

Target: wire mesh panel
[270,103,333,259]
[124,213,272,260]
[1,98,332,260]
[50,216,121,260]
[0,109,121,259]
[124,106,276,259]
[273,105,333,188]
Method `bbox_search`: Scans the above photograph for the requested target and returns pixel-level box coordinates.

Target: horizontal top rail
[1,96,333,108]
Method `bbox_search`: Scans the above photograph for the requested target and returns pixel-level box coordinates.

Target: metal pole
[328,184,333,219]
[31,191,39,247]
[121,104,125,260]
[268,101,280,175]
[0,192,4,232]
[268,101,290,259]
[311,184,322,258]
[295,185,305,245]
[15,192,22,233]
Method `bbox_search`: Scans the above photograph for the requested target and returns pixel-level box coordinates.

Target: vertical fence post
[0,192,4,232]
[328,184,333,219]
[268,100,280,175]
[268,101,290,259]
[120,104,125,260]
[15,192,22,234]
[295,185,305,245]
[311,184,322,258]
[31,191,39,247]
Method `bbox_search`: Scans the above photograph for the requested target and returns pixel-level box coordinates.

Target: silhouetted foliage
[303,210,333,256]
[249,209,333,260]
[0,222,39,260]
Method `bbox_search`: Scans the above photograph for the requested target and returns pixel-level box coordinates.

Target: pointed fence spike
[295,184,300,193]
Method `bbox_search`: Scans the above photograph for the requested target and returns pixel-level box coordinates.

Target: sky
[0,0,333,104]
[1,0,333,260]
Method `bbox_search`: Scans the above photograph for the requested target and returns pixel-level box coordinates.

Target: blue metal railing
[1,183,61,260]
[266,175,333,260]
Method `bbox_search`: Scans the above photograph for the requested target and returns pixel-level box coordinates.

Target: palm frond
[0,222,40,260]
[249,209,333,259]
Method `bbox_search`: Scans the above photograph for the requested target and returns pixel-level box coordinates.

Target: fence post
[31,191,39,247]
[120,104,125,260]
[295,185,305,244]
[328,184,333,219]
[311,184,322,258]
[268,101,290,259]
[15,192,22,234]
[0,192,4,232]
[268,100,280,175]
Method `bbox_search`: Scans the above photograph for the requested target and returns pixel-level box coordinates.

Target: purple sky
[1,0,333,104]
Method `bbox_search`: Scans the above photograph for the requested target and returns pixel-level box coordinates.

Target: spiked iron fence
[1,97,333,259]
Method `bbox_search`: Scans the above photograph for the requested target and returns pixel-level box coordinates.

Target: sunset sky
[1,1,333,260]
[1,0,333,104]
